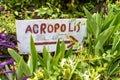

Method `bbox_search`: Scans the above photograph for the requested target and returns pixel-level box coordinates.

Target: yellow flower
[67,68,71,74]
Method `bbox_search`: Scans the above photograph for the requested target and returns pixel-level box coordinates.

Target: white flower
[69,59,73,64]
[60,58,66,67]
[82,71,89,80]
[68,58,73,67]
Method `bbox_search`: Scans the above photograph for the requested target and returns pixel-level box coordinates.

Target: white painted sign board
[16,19,86,54]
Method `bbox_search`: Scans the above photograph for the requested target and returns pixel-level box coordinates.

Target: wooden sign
[16,19,86,54]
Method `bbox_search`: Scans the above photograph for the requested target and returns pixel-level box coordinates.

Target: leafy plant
[7,34,73,80]
[107,53,120,79]
[1,1,120,80]
[0,8,16,34]
[83,6,120,79]
[36,39,73,79]
[83,7,120,55]
[35,2,61,19]
[7,35,38,80]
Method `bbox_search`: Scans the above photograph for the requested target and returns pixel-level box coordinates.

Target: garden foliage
[0,0,120,80]
[0,31,17,54]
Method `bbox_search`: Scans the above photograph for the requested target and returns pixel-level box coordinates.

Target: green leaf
[54,39,60,57]
[83,7,97,38]
[102,9,114,31]
[95,26,115,54]
[16,57,24,80]
[52,52,62,66]
[60,40,65,58]
[5,65,14,80]
[52,41,65,66]
[112,12,120,26]
[46,52,52,71]
[47,9,53,15]
[29,35,37,73]
[15,2,21,6]
[42,46,52,70]
[111,36,120,53]
[37,55,46,67]
[108,55,120,76]
[27,55,33,74]
[116,41,120,54]
[19,57,31,75]
[8,48,31,75]
[94,13,102,37]
[95,13,120,54]
[14,11,19,16]
[65,46,73,58]
[8,48,20,63]
[43,46,48,64]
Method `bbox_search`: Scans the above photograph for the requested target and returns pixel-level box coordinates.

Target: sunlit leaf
[54,39,60,57]
[16,57,24,80]
[19,57,31,75]
[60,40,65,58]
[83,7,97,37]
[8,48,31,75]
[29,35,37,73]
[8,48,20,63]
